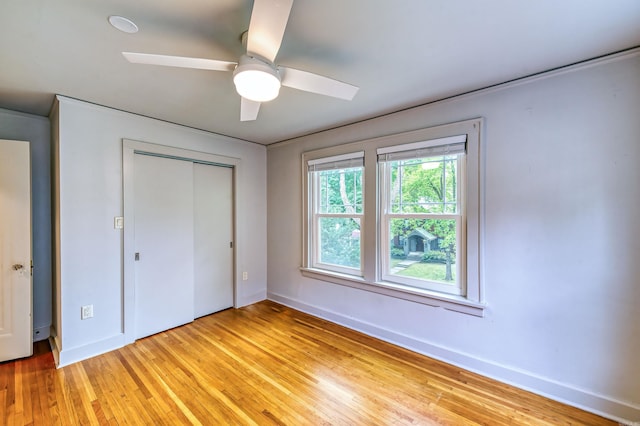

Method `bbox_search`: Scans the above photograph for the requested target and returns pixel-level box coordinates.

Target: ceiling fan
[122,0,359,121]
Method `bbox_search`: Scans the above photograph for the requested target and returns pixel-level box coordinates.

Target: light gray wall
[52,97,267,365]
[0,108,52,342]
[266,51,640,423]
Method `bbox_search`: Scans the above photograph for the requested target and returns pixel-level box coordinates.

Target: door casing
[123,139,239,344]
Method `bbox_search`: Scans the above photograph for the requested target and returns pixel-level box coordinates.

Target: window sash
[312,213,364,275]
[380,214,465,296]
[301,118,483,315]
[316,166,363,214]
[386,155,462,215]
[309,159,364,276]
[379,147,466,296]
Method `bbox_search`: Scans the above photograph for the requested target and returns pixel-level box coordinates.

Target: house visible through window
[378,135,467,296]
[302,119,483,316]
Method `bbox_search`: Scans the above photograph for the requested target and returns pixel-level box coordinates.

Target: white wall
[52,97,267,365]
[0,108,52,342]
[266,51,640,423]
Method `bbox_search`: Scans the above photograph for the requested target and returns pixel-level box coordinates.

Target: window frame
[308,158,365,277]
[379,147,467,296]
[301,118,484,316]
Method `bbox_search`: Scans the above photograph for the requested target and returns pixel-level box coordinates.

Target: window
[307,152,364,275]
[378,135,466,296]
[302,119,483,316]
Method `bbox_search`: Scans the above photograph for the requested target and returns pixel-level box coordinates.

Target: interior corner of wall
[33,324,51,342]
[48,333,62,367]
[237,289,267,308]
[55,333,125,368]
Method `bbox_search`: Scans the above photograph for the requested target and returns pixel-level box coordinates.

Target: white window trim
[378,142,466,297]
[307,152,365,276]
[302,118,485,316]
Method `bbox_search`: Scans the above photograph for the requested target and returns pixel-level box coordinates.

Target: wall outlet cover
[81,304,94,320]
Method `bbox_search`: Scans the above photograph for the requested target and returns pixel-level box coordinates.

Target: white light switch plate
[114,216,124,229]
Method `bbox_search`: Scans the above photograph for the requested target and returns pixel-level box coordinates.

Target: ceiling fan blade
[123,52,237,72]
[240,97,261,121]
[279,67,359,100]
[246,0,294,62]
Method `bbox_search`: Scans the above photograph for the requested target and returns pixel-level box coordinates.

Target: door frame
[122,139,239,345]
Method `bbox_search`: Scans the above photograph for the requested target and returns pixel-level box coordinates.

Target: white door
[0,139,32,361]
[194,163,233,317]
[134,154,194,339]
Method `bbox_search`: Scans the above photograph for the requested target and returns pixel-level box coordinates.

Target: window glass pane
[317,167,363,214]
[388,218,457,286]
[318,217,361,269]
[390,155,458,214]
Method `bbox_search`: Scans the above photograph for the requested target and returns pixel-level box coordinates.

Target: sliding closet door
[134,154,194,339]
[194,163,233,317]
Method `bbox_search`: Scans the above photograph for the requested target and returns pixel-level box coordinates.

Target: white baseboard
[50,288,265,367]
[33,324,50,342]
[238,289,267,308]
[268,292,640,425]
[55,334,126,368]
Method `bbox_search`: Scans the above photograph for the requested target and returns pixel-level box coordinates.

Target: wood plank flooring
[1,300,615,425]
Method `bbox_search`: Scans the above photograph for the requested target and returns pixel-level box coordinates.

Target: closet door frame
[122,139,239,345]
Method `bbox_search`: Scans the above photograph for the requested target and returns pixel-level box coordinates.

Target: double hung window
[378,136,466,296]
[307,152,364,275]
[302,119,483,315]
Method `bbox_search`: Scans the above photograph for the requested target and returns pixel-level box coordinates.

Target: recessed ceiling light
[108,15,138,34]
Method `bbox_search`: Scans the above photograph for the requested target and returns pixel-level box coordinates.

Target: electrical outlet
[81,304,94,320]
[242,271,248,281]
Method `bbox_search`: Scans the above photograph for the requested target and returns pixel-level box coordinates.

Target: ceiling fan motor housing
[233,55,282,102]
[122,0,357,121]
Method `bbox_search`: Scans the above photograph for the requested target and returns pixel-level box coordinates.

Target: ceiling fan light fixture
[233,55,281,102]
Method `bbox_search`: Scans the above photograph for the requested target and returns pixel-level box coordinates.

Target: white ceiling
[1,0,638,145]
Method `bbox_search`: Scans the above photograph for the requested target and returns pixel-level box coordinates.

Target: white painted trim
[300,118,484,312]
[267,292,640,425]
[300,268,485,316]
[55,334,125,368]
[238,289,267,308]
[33,324,50,342]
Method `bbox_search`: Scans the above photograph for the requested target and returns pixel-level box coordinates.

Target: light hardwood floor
[1,300,615,425]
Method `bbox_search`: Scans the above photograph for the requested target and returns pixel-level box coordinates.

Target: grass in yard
[390,258,403,268]
[395,261,456,283]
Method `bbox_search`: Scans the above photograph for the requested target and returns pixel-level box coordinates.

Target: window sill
[300,267,486,317]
